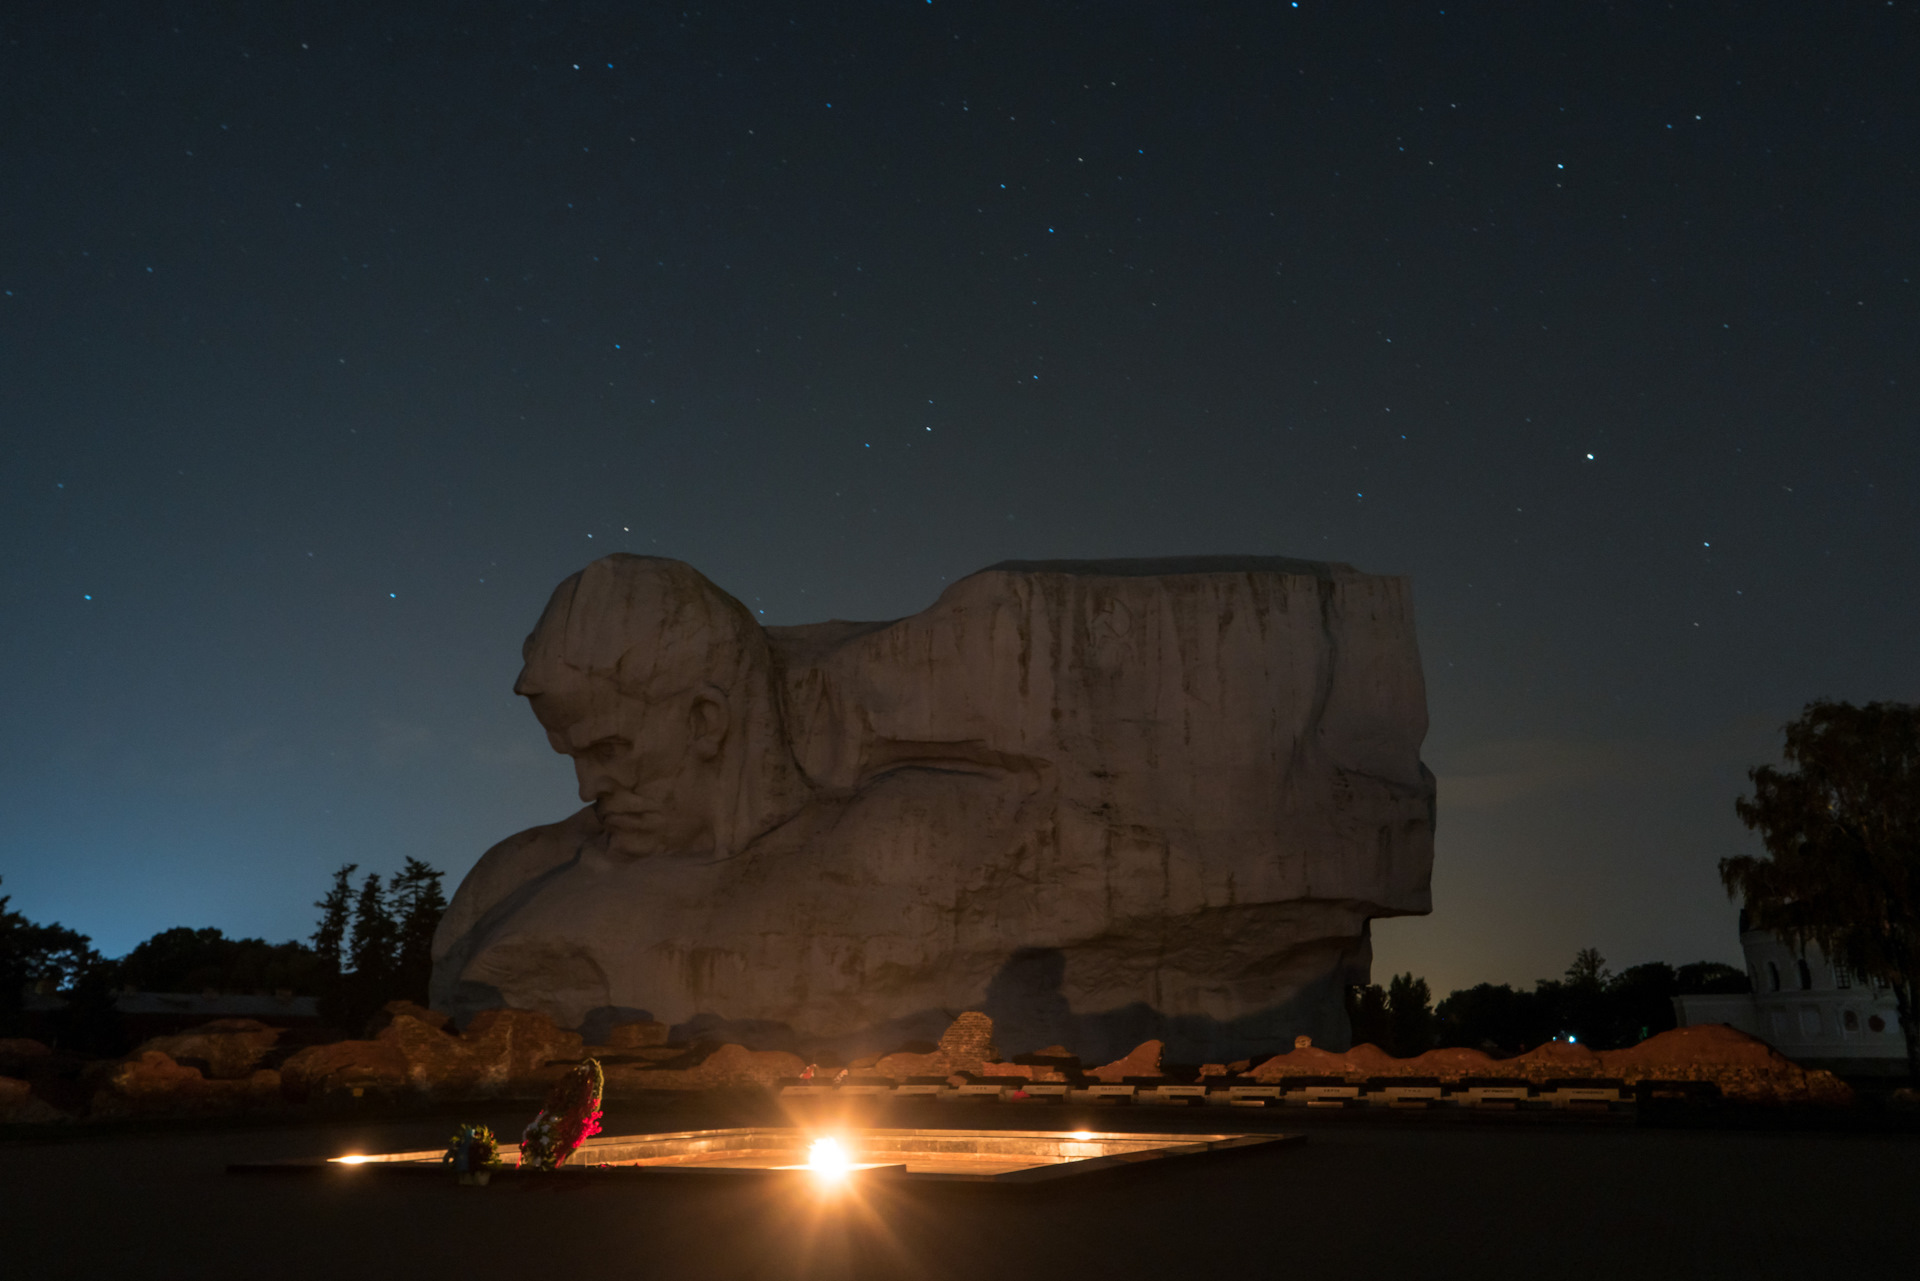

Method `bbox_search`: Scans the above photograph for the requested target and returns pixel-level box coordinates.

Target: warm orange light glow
[331,1155,371,1165]
[807,1136,852,1179]
[1069,1131,1094,1141]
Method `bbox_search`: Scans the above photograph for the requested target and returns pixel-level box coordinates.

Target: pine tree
[345,871,396,1029]
[310,864,358,980]
[387,858,447,1005]
[311,860,449,1028]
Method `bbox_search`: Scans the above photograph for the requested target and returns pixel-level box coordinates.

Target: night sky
[3,2,1915,998]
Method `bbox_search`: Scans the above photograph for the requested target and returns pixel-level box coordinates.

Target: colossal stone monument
[431,554,1435,1062]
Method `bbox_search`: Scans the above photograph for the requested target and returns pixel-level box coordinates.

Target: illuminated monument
[431,554,1435,1062]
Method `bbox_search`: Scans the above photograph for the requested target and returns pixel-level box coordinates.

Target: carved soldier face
[524,670,732,859]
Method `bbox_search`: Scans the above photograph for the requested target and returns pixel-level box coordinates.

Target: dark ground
[4,1096,1913,1280]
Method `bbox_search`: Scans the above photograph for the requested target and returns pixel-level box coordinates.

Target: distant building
[22,986,322,1041]
[111,990,322,1040]
[1672,918,1905,1077]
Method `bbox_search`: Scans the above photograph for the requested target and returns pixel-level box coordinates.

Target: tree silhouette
[1727,699,1920,1083]
[1436,981,1547,1055]
[342,872,397,1029]
[1346,975,1438,1056]
[117,927,322,996]
[388,858,447,1005]
[1674,961,1751,994]
[307,861,447,1030]
[1346,982,1391,1050]
[1386,972,1437,1057]
[0,878,100,1038]
[1566,948,1612,988]
[1544,948,1616,1045]
[310,863,358,981]
[1434,952,1749,1053]
[310,863,362,1027]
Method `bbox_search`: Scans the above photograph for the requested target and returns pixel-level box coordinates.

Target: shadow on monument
[667,1007,960,1061]
[456,957,1353,1066]
[578,1005,658,1045]
[981,946,1356,1064]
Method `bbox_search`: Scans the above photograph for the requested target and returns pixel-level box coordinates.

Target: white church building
[1673,917,1908,1076]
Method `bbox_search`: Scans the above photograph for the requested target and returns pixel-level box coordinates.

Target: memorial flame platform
[230,1126,1299,1184]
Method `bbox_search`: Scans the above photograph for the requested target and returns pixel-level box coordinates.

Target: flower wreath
[443,1123,503,1175]
[520,1057,605,1171]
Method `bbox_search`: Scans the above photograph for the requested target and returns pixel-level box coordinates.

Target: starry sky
[3,1,1915,997]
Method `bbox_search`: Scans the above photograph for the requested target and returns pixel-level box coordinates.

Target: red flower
[520,1059,606,1171]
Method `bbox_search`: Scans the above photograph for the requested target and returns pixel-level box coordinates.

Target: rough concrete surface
[434,555,1435,1062]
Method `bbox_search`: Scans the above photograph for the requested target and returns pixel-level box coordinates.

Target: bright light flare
[1069,1131,1094,1141]
[331,1155,370,1165]
[807,1136,852,1180]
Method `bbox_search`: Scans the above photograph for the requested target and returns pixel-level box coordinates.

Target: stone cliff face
[432,554,1434,1063]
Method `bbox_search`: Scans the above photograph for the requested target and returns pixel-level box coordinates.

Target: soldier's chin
[598,814,663,857]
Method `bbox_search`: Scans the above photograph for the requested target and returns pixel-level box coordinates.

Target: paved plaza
[4,1097,1913,1280]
